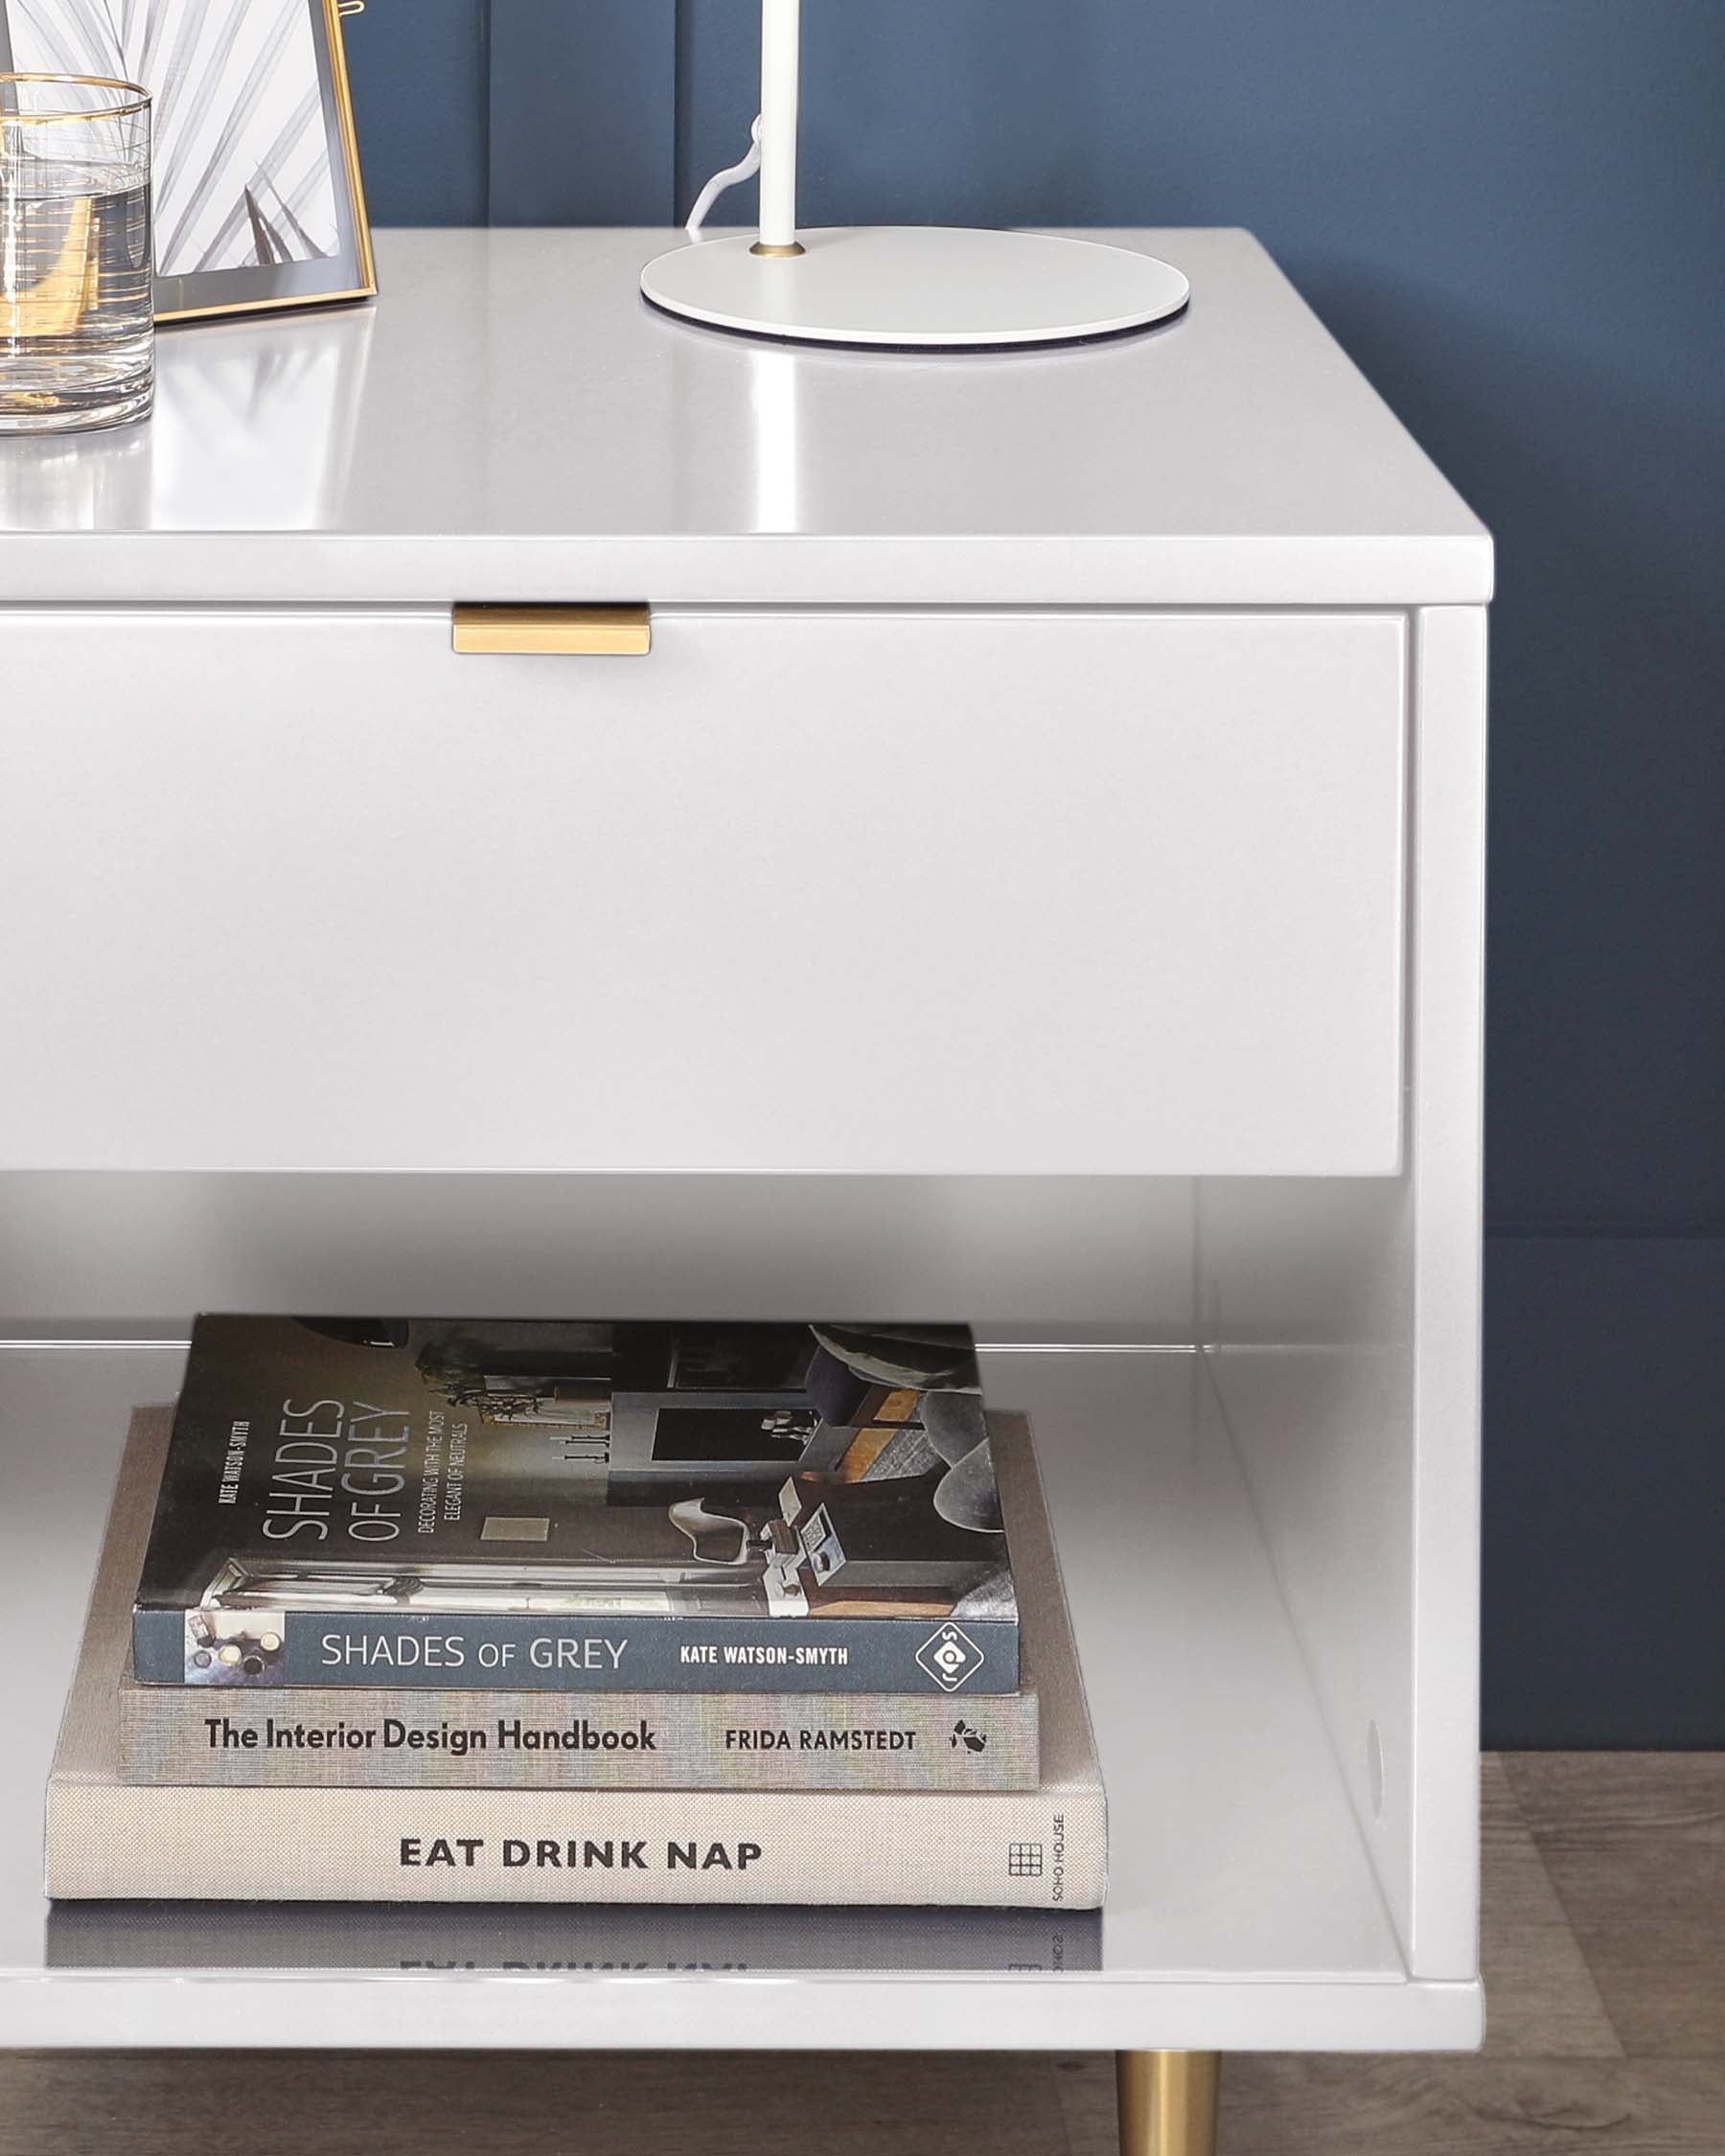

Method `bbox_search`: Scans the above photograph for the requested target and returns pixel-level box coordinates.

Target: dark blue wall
[342,2,1725,1747]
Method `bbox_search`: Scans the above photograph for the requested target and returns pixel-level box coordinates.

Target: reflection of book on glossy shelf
[132,1317,1019,1696]
[119,1399,1039,1791]
[47,1898,1103,1975]
[48,1405,1104,1905]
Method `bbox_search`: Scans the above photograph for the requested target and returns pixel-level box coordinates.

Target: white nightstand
[0,228,1489,2155]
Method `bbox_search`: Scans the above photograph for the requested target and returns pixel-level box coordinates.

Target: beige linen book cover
[120,1661,1040,1794]
[48,1409,1105,1906]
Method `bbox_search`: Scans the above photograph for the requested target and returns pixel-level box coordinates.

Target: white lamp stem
[754,0,803,255]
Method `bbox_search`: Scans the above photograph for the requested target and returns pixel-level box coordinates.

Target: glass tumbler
[1,73,152,434]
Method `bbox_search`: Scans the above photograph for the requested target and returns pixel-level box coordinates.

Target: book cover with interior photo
[131,1318,1019,1696]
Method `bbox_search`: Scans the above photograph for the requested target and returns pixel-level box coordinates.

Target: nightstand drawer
[1,606,1404,1173]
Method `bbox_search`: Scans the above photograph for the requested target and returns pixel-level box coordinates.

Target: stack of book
[47,1318,1104,1910]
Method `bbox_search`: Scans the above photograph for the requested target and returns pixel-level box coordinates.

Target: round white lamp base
[640,226,1188,349]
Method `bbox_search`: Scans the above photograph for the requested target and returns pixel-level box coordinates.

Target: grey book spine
[118,1678,1039,1792]
[131,1606,1019,1695]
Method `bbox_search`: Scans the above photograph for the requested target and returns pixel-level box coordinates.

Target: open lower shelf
[0,1342,1480,2051]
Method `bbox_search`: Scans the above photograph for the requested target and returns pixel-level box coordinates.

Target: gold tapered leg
[1116,2052,1221,2156]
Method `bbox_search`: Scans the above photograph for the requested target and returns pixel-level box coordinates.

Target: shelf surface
[0,1343,1481,2050]
[0,227,1489,608]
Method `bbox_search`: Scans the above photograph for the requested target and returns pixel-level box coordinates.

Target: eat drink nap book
[49,1407,1104,1906]
[132,1318,1018,1697]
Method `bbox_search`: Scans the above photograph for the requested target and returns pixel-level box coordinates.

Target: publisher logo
[916,1622,985,1692]
[1007,1843,1045,1879]
[951,1719,988,1755]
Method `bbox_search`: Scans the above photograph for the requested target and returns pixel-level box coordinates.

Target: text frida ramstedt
[724,1726,916,1751]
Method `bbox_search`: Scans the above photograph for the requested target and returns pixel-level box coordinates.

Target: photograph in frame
[0,0,374,320]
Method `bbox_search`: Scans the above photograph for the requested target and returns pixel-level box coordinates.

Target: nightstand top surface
[0,227,1489,605]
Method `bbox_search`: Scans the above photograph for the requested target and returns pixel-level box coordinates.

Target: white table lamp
[641,0,1188,349]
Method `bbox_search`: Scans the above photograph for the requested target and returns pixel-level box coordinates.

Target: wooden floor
[3,1755,1719,2154]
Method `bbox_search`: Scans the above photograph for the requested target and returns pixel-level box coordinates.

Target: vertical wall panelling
[1484,1235,1725,1746]
[342,0,490,227]
[489,1,677,226]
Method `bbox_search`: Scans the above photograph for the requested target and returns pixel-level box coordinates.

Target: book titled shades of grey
[132,1318,1018,1696]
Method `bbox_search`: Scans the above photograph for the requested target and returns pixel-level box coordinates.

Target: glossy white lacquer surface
[0,1343,1480,2051]
[0,218,1489,2063]
[0,607,1406,1175]
[0,1176,1204,1342]
[1193,611,1488,1983]
[0,228,1489,606]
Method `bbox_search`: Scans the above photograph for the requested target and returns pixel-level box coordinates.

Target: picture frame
[0,0,375,322]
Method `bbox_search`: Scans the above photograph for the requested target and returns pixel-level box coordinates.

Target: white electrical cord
[685,115,764,240]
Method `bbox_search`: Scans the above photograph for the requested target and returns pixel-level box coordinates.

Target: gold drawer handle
[452,605,653,657]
